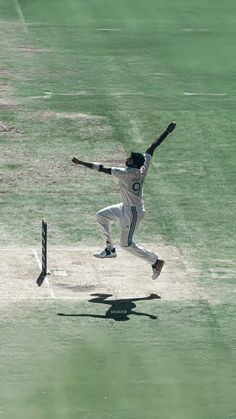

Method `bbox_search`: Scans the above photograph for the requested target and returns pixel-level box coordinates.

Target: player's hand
[149,293,160,299]
[72,157,83,164]
[167,121,176,133]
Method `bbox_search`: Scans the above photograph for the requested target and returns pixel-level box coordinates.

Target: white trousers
[96,203,158,265]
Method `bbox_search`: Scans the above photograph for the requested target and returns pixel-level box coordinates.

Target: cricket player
[72,121,176,279]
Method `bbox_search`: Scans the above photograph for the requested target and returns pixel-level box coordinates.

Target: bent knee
[96,211,110,226]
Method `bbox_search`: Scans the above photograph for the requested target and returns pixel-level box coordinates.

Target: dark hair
[131,152,145,169]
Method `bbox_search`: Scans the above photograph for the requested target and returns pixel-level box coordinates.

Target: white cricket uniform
[96,153,158,265]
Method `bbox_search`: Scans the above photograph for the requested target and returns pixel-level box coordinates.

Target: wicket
[42,218,48,275]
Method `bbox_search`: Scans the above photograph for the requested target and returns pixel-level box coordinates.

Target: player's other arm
[145,121,176,156]
[72,157,112,174]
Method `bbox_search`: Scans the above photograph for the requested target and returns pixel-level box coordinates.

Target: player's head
[126,152,145,169]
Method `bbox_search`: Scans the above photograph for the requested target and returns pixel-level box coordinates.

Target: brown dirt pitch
[0,244,202,303]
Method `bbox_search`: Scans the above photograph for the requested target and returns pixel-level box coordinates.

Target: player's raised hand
[145,121,176,155]
[167,121,176,133]
[72,157,83,164]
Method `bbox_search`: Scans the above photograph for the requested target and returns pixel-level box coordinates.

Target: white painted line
[44,91,91,96]
[0,296,95,302]
[183,92,226,96]
[0,248,38,251]
[0,247,78,251]
[0,246,179,254]
[0,294,201,302]
[107,92,146,96]
[0,296,89,301]
[31,95,51,99]
[14,0,29,33]
[33,249,55,298]
[42,91,158,98]
[181,28,211,32]
[96,28,121,32]
[32,249,42,270]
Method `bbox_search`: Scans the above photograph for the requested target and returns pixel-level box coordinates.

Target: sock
[106,241,114,251]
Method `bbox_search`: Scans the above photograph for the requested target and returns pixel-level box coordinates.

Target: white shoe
[94,247,117,258]
[152,259,165,279]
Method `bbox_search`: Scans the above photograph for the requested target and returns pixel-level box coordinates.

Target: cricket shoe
[94,247,117,258]
[152,259,165,280]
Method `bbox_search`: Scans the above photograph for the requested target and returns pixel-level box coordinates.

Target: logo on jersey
[132,181,143,196]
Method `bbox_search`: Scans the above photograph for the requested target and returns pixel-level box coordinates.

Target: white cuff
[92,162,101,171]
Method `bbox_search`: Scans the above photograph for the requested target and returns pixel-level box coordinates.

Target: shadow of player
[58,293,161,321]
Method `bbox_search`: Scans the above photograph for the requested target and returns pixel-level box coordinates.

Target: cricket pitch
[0,245,203,303]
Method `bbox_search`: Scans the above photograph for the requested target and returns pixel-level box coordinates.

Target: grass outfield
[0,0,236,418]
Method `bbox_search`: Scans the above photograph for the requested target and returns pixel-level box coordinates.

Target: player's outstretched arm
[72,157,112,174]
[145,121,176,156]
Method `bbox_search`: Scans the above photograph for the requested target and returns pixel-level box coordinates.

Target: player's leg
[119,207,157,262]
[94,203,122,258]
[125,241,158,264]
[119,207,164,278]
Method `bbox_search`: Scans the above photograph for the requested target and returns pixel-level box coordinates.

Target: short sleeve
[111,167,129,179]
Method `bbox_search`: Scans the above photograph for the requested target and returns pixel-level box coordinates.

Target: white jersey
[111,153,152,209]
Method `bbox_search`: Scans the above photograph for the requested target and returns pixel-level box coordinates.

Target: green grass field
[0,0,236,418]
